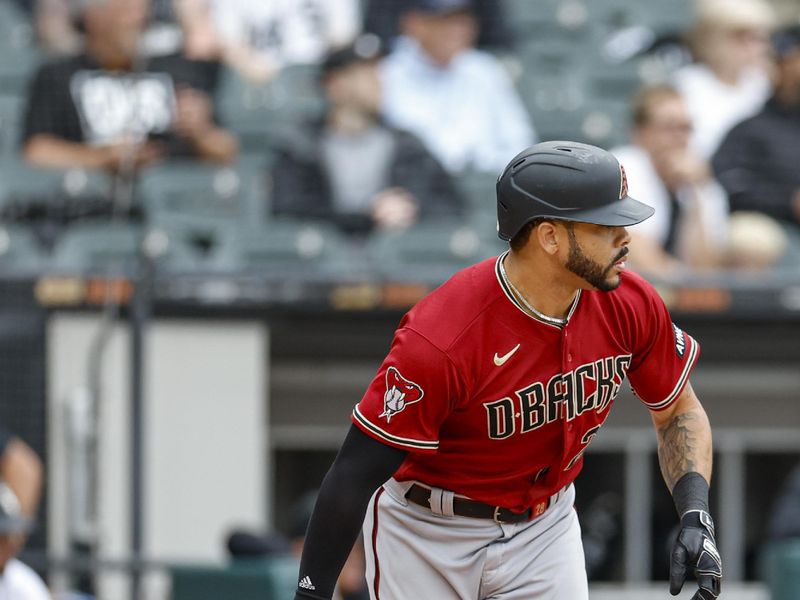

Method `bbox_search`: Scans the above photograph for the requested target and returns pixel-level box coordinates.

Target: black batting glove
[669,509,722,599]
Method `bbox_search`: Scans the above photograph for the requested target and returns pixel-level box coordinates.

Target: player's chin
[596,271,623,292]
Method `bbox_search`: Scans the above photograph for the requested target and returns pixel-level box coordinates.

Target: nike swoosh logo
[493,343,521,366]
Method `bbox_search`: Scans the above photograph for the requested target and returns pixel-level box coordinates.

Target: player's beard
[565,227,628,292]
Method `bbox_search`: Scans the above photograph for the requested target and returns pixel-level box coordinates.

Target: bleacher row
[0,0,697,279]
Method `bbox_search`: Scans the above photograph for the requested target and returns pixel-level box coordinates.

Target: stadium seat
[0,224,45,272]
[170,557,298,600]
[137,159,268,255]
[761,540,800,600]
[584,0,692,34]
[49,222,142,273]
[0,0,42,99]
[49,222,198,274]
[0,161,115,221]
[0,96,24,160]
[211,219,360,278]
[217,65,325,152]
[366,222,493,282]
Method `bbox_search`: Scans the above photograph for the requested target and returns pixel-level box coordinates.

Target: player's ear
[536,221,561,255]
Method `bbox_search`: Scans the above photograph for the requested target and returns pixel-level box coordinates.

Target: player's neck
[503,251,579,320]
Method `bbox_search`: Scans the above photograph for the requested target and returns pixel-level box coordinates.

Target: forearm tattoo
[656,410,706,491]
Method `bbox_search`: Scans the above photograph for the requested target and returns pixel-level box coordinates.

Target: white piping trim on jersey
[641,335,699,411]
[494,252,581,330]
[353,406,439,450]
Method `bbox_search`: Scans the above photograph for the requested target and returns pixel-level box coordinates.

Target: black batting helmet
[496,141,654,241]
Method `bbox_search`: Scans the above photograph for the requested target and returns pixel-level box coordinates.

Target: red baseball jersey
[353,253,699,512]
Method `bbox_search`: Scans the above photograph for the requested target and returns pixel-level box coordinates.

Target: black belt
[405,484,533,524]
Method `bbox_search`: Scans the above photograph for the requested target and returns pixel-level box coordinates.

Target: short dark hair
[508,218,575,251]
[509,218,545,251]
[630,84,682,128]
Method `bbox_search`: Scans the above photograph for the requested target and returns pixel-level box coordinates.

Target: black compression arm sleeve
[294,424,408,600]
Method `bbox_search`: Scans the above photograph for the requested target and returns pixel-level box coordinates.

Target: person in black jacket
[21,0,238,171]
[712,24,800,229]
[270,34,463,235]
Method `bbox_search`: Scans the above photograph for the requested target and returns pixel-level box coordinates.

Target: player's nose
[617,226,631,247]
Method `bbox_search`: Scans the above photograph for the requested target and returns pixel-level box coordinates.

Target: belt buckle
[492,506,505,524]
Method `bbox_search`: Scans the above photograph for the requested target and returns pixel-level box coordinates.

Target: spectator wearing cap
[0,428,49,599]
[269,34,463,234]
[363,0,512,53]
[712,24,800,259]
[21,0,238,171]
[672,0,776,158]
[379,0,534,173]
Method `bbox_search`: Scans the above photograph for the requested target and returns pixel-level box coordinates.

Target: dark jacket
[712,98,800,225]
[269,119,464,233]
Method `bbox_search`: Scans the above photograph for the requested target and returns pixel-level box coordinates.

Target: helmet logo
[619,164,629,199]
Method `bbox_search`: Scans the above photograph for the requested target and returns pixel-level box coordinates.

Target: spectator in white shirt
[672,0,776,158]
[0,431,49,600]
[612,85,730,276]
[379,0,534,173]
[0,484,50,600]
[206,0,361,83]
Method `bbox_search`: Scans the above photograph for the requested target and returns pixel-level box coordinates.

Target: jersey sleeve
[352,327,463,453]
[626,276,700,411]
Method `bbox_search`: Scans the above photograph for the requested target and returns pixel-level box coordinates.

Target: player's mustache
[607,247,629,269]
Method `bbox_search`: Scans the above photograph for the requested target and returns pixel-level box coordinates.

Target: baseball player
[294,141,722,600]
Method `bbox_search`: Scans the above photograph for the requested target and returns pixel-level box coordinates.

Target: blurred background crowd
[0,0,798,277]
[0,0,799,599]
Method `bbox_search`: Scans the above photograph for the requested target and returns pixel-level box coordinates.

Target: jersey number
[564,425,601,471]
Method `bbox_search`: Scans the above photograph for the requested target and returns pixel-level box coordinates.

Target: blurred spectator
[0,429,43,524]
[21,0,238,170]
[612,85,730,276]
[379,0,534,173]
[672,0,776,158]
[31,0,83,55]
[270,35,463,234]
[205,0,361,83]
[29,0,218,58]
[0,484,50,599]
[713,24,800,242]
[363,0,511,52]
[0,428,48,599]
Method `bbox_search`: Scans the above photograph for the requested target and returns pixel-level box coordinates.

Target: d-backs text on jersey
[483,354,631,439]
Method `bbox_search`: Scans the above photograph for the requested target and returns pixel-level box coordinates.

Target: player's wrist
[672,471,710,519]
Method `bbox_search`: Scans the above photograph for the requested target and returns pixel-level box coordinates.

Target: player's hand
[669,510,722,599]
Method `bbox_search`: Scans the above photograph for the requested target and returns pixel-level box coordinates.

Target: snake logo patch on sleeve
[380,367,424,423]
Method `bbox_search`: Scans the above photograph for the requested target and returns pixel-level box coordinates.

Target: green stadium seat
[49,222,143,273]
[217,65,325,152]
[137,159,268,254]
[49,222,198,274]
[0,161,115,220]
[366,222,493,282]
[761,540,800,600]
[503,0,579,38]
[211,219,360,277]
[0,224,45,272]
[170,557,298,600]
[584,0,692,34]
[0,95,24,159]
